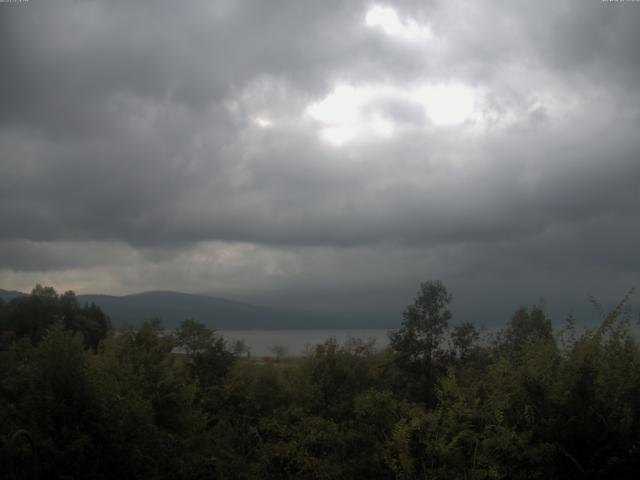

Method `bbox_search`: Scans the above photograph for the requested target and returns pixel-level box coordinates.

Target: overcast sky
[1,0,639,325]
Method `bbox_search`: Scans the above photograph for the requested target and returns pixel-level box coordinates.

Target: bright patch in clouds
[305,85,395,145]
[416,84,477,126]
[365,5,432,41]
[253,116,274,128]
[306,82,481,145]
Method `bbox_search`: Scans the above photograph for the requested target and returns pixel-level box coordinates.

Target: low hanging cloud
[1,0,639,323]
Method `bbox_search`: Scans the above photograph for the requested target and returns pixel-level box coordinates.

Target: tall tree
[389,280,452,403]
[451,321,480,360]
[175,318,214,355]
[504,305,553,352]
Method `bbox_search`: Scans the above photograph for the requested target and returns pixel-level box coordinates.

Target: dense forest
[1,282,639,479]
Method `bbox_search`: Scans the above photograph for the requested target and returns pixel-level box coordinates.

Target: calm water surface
[220,329,391,357]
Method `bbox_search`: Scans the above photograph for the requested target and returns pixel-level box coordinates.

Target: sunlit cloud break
[365,4,433,42]
[305,82,481,145]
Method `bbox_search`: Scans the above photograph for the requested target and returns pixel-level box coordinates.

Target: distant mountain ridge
[78,290,291,329]
[0,289,27,302]
[0,289,396,330]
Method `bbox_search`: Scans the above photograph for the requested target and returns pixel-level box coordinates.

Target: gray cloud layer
[1,0,639,323]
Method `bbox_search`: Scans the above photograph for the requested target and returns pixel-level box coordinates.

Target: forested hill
[0,289,27,303]
[79,291,297,329]
[0,289,395,329]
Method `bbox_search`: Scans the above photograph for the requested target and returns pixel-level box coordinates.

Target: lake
[220,329,391,357]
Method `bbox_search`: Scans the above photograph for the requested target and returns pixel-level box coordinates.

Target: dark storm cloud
[1,0,639,319]
[0,0,388,248]
[0,240,136,272]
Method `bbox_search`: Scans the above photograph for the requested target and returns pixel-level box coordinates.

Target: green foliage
[451,321,481,360]
[300,337,377,420]
[29,325,101,476]
[389,280,452,403]
[175,319,236,391]
[176,318,214,354]
[503,305,553,353]
[391,280,452,363]
[1,282,639,478]
[0,285,110,349]
[256,408,344,479]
